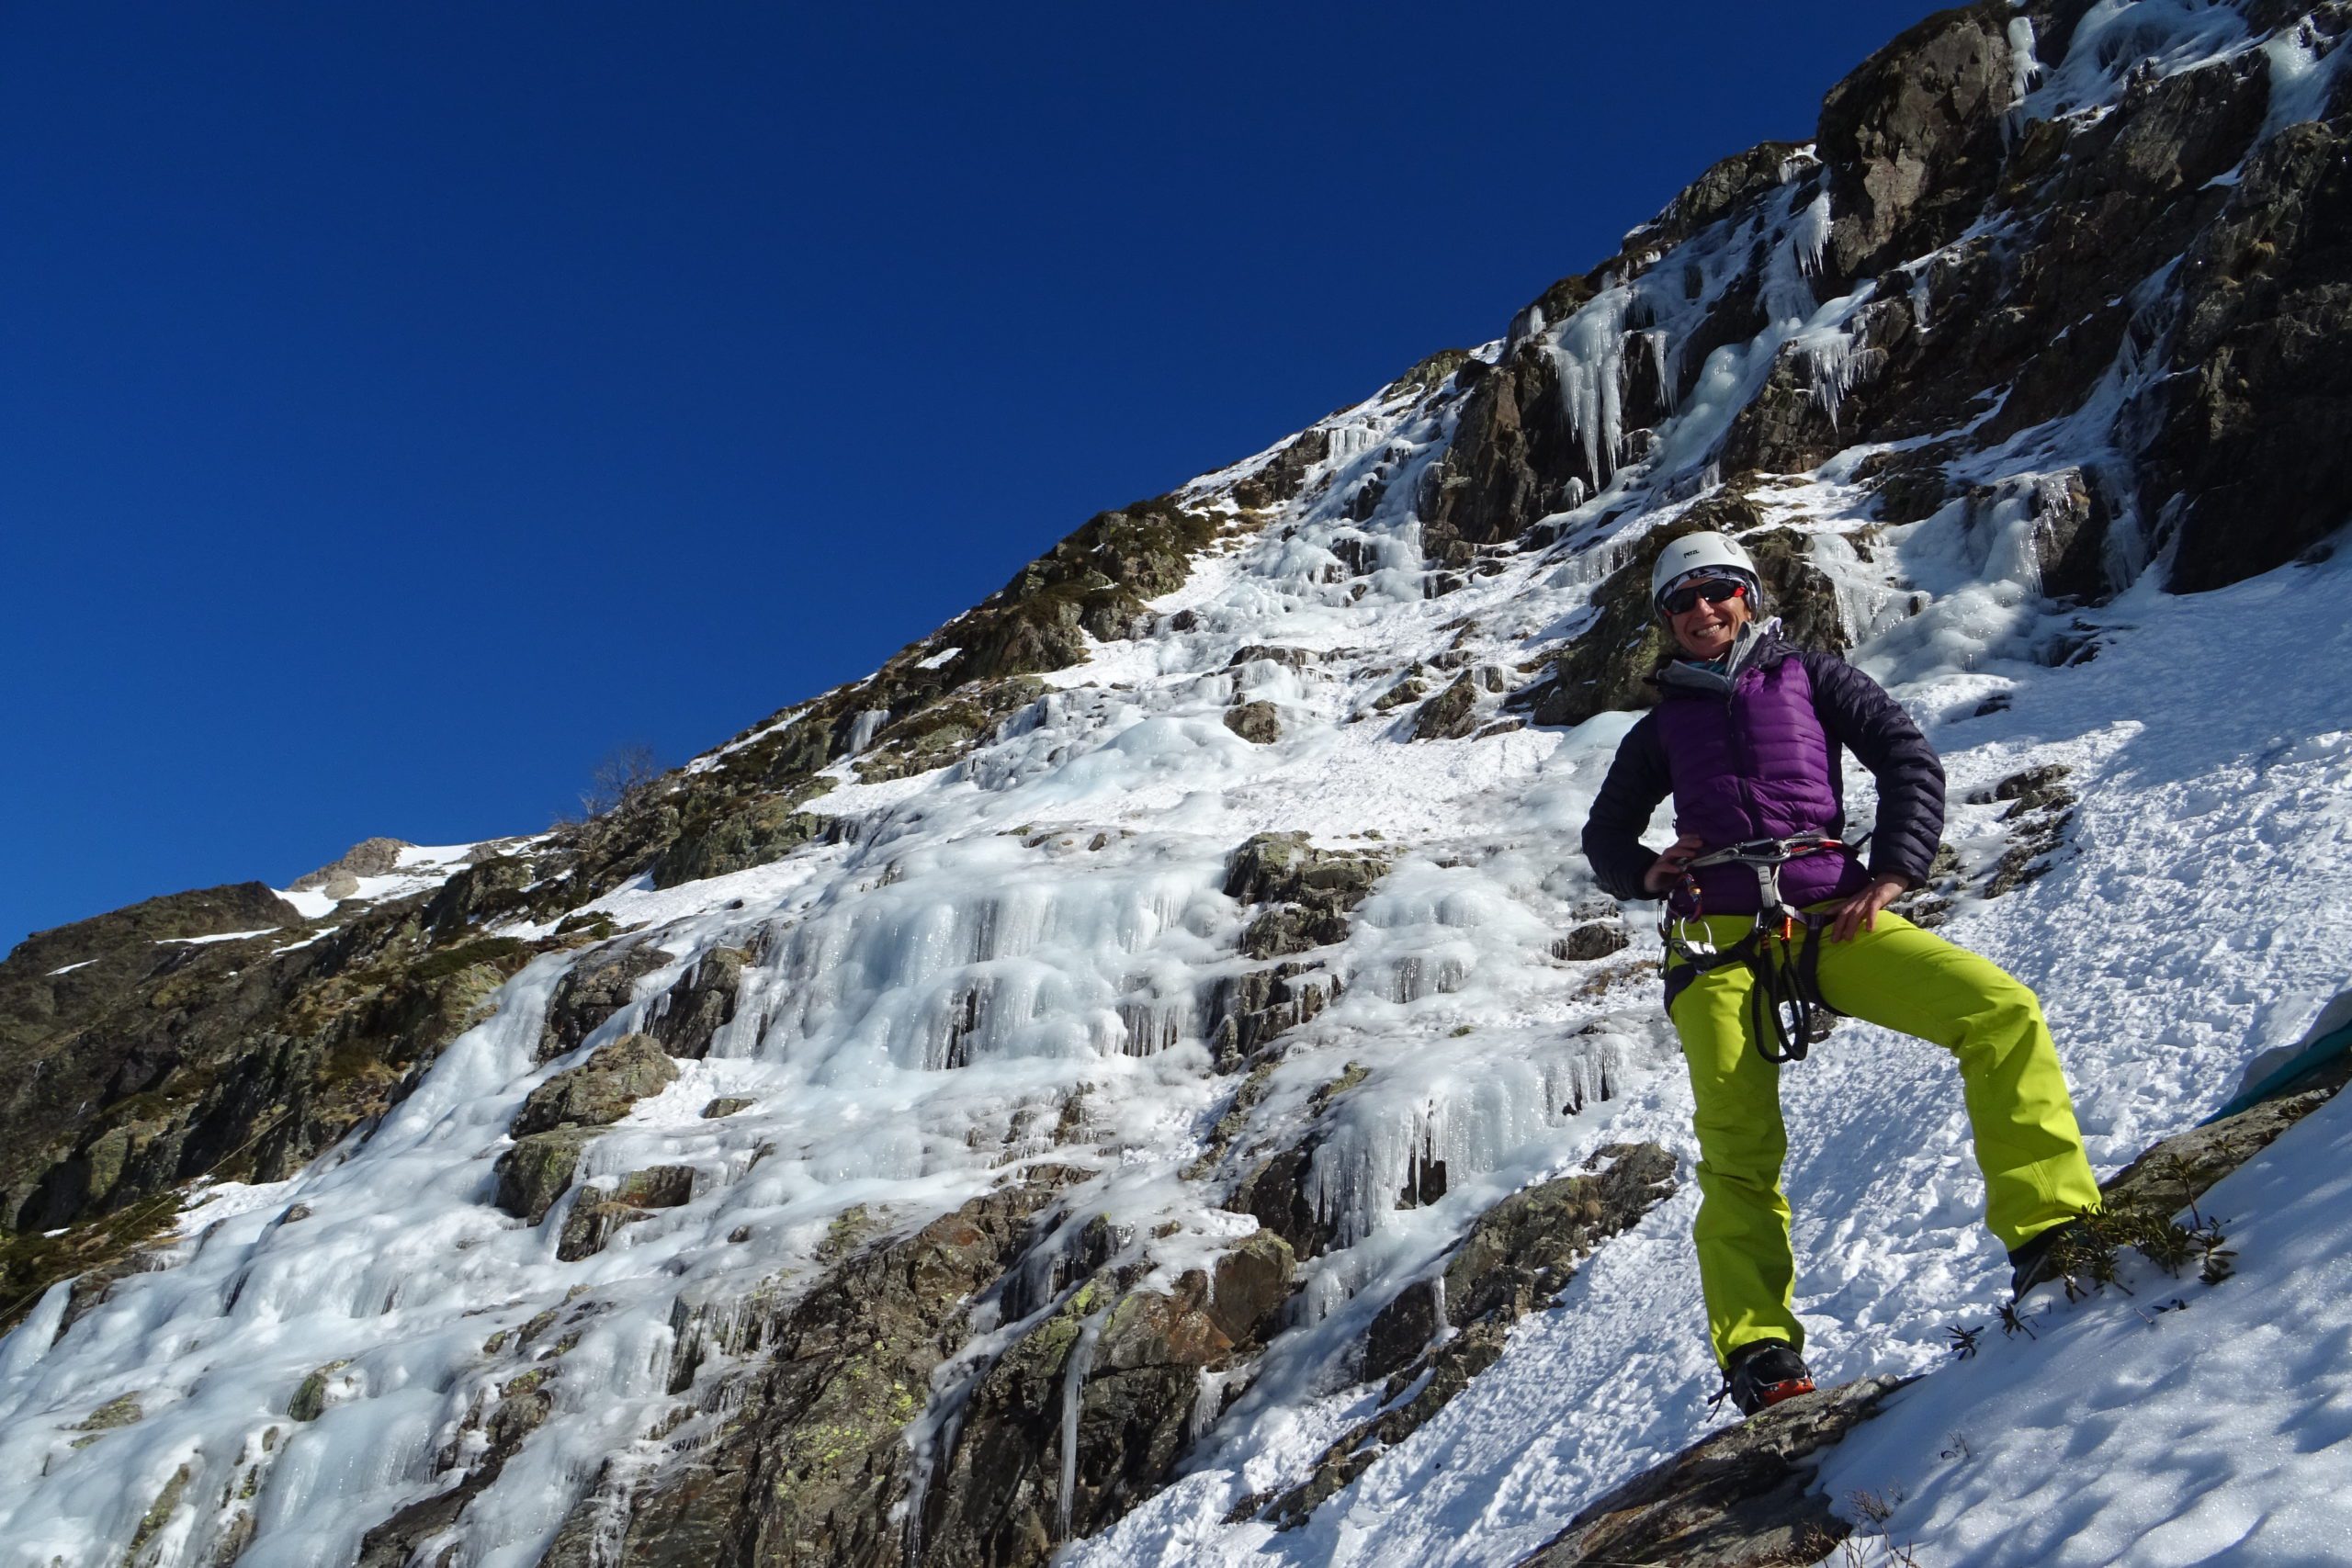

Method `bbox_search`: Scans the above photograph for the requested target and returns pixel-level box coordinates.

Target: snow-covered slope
[5,3,2351,1565]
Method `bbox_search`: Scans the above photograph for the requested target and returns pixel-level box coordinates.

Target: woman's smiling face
[1668,579,1753,660]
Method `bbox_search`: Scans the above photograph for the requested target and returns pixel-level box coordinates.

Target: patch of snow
[156,928,280,946]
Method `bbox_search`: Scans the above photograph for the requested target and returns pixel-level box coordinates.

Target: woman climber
[1579,530,2101,1416]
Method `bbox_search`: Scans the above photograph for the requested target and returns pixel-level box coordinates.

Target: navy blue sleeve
[1581,713,1674,902]
[1800,650,1945,887]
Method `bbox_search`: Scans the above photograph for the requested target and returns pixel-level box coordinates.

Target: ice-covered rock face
[9,3,2352,1565]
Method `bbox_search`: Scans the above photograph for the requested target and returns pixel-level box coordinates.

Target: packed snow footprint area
[1815,1088,2352,1568]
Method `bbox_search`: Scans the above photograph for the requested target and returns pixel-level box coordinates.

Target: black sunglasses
[1662,579,1747,615]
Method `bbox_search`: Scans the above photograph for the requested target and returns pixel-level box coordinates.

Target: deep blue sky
[3,3,1928,948]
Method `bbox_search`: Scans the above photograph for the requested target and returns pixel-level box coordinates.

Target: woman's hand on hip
[1826,874,1907,942]
[1644,833,1707,895]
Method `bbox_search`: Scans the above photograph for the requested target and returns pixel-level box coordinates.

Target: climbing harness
[1657,834,1858,1065]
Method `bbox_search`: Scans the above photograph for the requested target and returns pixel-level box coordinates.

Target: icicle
[1792,191,1832,278]
[0,1280,70,1382]
[1544,288,1634,483]
[848,708,890,753]
[1187,1364,1254,1446]
[2007,16,2042,103]
[1058,1308,1109,1540]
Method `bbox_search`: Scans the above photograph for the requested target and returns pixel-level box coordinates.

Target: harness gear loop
[1657,835,1852,1064]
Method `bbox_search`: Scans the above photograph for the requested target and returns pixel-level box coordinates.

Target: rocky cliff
[6,3,2352,1565]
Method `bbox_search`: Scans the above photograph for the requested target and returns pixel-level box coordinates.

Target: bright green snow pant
[1666,908,2101,1369]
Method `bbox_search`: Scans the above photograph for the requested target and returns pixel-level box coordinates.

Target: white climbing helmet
[1650,531,1761,616]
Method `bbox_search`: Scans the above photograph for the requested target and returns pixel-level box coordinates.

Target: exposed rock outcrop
[557,1171,1086,1568]
[537,946,669,1064]
[557,1164,695,1261]
[646,946,750,1059]
[493,1128,593,1224]
[918,1231,1298,1564]
[288,837,414,896]
[1261,1143,1678,1527]
[651,788,830,889]
[1223,833,1390,961]
[1515,1375,1912,1567]
[512,1033,679,1136]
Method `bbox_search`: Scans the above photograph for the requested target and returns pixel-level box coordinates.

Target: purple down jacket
[1580,623,1945,917]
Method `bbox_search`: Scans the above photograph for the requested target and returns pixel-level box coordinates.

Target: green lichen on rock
[74,1392,143,1432]
[124,1461,193,1562]
[1385,348,1475,399]
[288,1359,351,1422]
[853,678,1048,784]
[493,1128,594,1224]
[651,783,835,890]
[1224,833,1390,964]
[513,1033,679,1137]
[561,1173,1082,1566]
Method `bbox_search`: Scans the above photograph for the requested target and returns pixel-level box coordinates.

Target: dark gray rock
[1517,1375,1912,1567]
[647,946,748,1060]
[537,946,669,1064]
[2152,118,2352,592]
[1231,1142,1340,1262]
[1815,4,2020,283]
[557,1165,696,1262]
[1408,675,1483,741]
[1362,1279,1442,1382]
[1552,922,1630,964]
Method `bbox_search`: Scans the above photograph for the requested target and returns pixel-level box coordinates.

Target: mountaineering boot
[1724,1340,1815,1416]
[2008,1217,2090,1300]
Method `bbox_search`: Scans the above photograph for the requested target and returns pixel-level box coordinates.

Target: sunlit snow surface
[7,6,2352,1565]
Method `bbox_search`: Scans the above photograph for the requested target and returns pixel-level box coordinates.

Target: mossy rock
[493,1127,594,1224]
[536,948,669,1064]
[412,936,529,982]
[1385,348,1475,400]
[854,678,1047,784]
[73,1392,143,1432]
[650,792,826,890]
[288,1359,351,1422]
[513,1033,679,1137]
